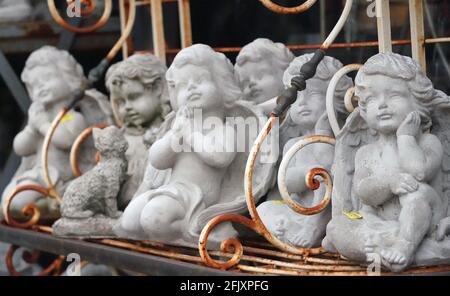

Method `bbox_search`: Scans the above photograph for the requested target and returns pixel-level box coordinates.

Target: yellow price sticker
[61,112,75,123]
[273,200,285,205]
[342,211,363,219]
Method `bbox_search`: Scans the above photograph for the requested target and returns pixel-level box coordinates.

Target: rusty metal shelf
[0,224,234,276]
[1,223,449,276]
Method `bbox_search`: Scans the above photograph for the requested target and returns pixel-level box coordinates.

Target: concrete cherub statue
[257,54,353,247]
[105,53,170,209]
[234,38,294,116]
[114,44,275,247]
[323,53,450,272]
[1,46,114,219]
[53,126,128,238]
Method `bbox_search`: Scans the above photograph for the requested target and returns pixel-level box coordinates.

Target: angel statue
[257,54,353,247]
[234,38,294,116]
[114,44,275,247]
[323,52,450,272]
[105,53,171,209]
[1,46,114,219]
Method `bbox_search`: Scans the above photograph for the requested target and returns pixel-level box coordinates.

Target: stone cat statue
[53,126,128,238]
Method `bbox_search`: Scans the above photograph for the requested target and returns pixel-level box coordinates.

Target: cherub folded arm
[13,126,40,156]
[148,130,178,170]
[187,123,237,169]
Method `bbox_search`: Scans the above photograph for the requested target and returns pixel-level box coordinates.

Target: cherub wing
[143,111,175,148]
[430,91,450,216]
[78,89,115,126]
[195,100,277,230]
[76,89,115,171]
[331,108,376,216]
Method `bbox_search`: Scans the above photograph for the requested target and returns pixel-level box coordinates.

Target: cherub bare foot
[379,239,414,272]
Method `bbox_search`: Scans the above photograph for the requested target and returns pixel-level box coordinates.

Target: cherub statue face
[237,61,283,104]
[169,64,222,112]
[359,74,415,134]
[25,64,72,105]
[289,79,327,130]
[111,77,162,135]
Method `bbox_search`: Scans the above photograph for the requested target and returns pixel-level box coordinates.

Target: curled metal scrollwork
[48,0,113,33]
[326,64,362,136]
[277,135,335,216]
[199,118,329,269]
[6,245,65,276]
[258,0,318,14]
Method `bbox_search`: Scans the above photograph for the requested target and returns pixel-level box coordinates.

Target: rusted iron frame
[6,245,65,276]
[47,0,113,33]
[206,250,366,272]
[119,0,131,59]
[242,245,356,266]
[0,224,233,276]
[376,0,392,53]
[6,224,450,276]
[150,0,166,63]
[2,185,45,229]
[238,265,369,276]
[108,0,137,60]
[34,226,363,274]
[178,0,192,48]
[140,240,352,265]
[99,238,365,274]
[141,238,353,267]
[409,0,426,70]
[163,39,415,55]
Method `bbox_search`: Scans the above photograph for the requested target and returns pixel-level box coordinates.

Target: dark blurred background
[0,0,449,176]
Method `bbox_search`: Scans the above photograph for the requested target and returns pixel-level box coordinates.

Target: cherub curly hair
[166,44,242,110]
[105,53,170,116]
[21,46,87,100]
[355,53,449,130]
[234,38,294,84]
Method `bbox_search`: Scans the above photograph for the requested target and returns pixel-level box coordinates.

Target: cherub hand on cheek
[396,111,422,138]
[172,106,193,138]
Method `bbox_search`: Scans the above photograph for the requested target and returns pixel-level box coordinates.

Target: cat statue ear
[92,127,104,151]
[92,127,101,140]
